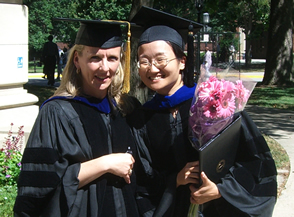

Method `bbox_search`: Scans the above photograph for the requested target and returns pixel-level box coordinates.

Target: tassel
[186,23,195,87]
[122,22,131,94]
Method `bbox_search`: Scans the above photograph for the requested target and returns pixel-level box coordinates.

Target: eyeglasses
[137,57,178,69]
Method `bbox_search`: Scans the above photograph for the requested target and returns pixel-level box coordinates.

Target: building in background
[0,0,38,151]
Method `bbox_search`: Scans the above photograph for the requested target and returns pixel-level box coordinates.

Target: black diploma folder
[198,115,242,184]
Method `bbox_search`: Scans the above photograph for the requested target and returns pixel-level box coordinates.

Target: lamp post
[195,0,203,23]
[203,12,209,32]
[203,12,210,26]
[195,0,203,81]
[203,12,210,46]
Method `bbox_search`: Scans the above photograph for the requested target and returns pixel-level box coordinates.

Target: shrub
[0,124,23,187]
[0,124,24,216]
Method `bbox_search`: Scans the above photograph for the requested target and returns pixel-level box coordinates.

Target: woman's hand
[78,153,134,188]
[105,153,135,183]
[189,172,221,204]
[176,161,199,187]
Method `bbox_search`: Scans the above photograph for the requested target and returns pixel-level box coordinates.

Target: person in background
[14,19,141,217]
[62,47,68,69]
[41,35,59,86]
[129,6,277,217]
[56,47,69,81]
[56,48,64,81]
[203,46,212,78]
[229,43,235,65]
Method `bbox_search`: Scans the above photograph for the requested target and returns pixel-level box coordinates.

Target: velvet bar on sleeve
[14,99,140,217]
[204,111,277,217]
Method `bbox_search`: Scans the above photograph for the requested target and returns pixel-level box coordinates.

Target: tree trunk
[245,35,252,68]
[263,0,293,85]
[129,0,154,20]
[244,13,252,67]
[128,0,154,103]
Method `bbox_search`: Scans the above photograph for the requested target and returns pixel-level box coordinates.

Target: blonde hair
[52,44,136,115]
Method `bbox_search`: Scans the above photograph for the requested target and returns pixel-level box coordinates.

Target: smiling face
[74,46,121,99]
[137,40,186,96]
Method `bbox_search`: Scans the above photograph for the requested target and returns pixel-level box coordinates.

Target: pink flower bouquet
[187,69,256,217]
[189,71,256,150]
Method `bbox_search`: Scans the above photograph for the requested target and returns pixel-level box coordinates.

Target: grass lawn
[265,134,290,169]
[264,134,290,197]
[28,60,44,73]
[248,85,294,111]
[248,83,292,175]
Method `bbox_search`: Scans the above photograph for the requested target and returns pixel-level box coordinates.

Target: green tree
[24,0,132,59]
[23,0,69,59]
[70,0,131,20]
[205,0,270,67]
[51,0,132,47]
[154,0,199,20]
[262,0,293,85]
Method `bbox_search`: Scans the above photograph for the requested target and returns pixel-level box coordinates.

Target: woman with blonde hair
[54,44,126,109]
[14,19,140,217]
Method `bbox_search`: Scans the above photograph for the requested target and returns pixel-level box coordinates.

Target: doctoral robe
[14,98,140,217]
[128,85,277,217]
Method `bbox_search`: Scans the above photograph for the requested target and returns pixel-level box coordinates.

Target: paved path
[27,73,60,87]
[246,105,294,217]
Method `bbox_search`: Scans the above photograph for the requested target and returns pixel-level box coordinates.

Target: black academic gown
[128,92,277,217]
[129,98,199,217]
[14,99,140,217]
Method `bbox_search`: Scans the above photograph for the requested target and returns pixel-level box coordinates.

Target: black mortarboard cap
[53,18,131,93]
[54,18,125,48]
[130,6,203,87]
[130,6,203,48]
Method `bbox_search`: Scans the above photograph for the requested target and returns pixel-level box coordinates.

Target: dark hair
[48,35,53,41]
[138,41,187,88]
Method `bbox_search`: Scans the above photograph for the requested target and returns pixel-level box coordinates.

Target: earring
[76,68,80,74]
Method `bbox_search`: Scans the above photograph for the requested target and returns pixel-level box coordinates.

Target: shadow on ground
[245,105,293,140]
